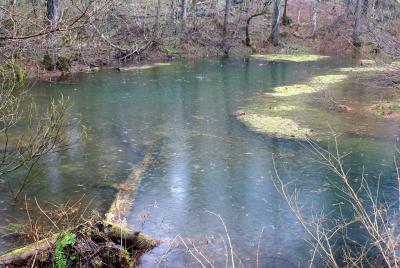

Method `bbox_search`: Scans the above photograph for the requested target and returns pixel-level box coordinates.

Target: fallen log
[0,221,158,266]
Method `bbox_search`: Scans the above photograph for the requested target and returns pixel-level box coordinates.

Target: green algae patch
[119,62,172,71]
[339,66,384,73]
[339,62,400,74]
[270,105,297,111]
[251,54,329,62]
[311,74,348,86]
[267,84,317,97]
[237,113,312,140]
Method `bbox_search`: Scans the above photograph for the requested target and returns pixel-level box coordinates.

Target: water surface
[1,58,399,266]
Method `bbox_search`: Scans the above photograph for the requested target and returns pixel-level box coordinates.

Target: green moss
[251,54,329,62]
[267,84,317,97]
[237,113,312,140]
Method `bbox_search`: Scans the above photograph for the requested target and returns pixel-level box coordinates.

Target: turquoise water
[0,58,399,266]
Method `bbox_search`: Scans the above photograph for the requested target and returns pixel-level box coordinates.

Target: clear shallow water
[1,58,399,266]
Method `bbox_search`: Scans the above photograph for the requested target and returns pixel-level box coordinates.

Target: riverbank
[2,0,397,81]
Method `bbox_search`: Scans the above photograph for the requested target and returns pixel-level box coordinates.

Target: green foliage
[6,60,25,82]
[54,231,76,268]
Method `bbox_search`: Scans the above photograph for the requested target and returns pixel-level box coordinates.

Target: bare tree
[223,0,231,35]
[310,0,319,38]
[46,0,60,70]
[0,76,71,200]
[155,0,162,35]
[245,2,269,46]
[181,0,189,28]
[353,0,363,47]
[271,0,281,46]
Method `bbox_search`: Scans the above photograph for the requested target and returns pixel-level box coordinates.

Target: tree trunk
[31,0,38,17]
[282,0,289,25]
[310,0,319,38]
[271,0,281,46]
[223,0,231,35]
[180,0,188,32]
[46,0,60,71]
[155,0,161,35]
[181,0,188,21]
[245,11,266,46]
[353,0,363,47]
[362,0,368,15]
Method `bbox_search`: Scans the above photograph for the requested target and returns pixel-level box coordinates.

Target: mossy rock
[236,113,312,140]
[251,54,329,62]
[267,84,317,97]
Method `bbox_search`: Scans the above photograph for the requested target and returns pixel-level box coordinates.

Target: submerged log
[106,135,164,225]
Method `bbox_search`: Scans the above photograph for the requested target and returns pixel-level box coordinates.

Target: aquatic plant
[311,74,348,85]
[236,113,312,140]
[119,62,172,71]
[267,84,317,97]
[251,54,330,62]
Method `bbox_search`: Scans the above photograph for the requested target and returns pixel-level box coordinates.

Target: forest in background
[0,0,399,79]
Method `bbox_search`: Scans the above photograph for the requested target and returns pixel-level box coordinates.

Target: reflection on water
[0,58,399,266]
